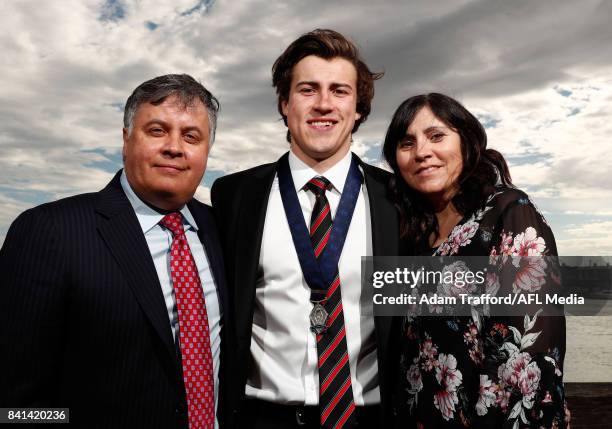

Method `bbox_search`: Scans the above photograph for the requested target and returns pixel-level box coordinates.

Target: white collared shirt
[246,149,379,405]
[120,171,221,428]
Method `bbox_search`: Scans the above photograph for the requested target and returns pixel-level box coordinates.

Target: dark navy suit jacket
[0,171,229,429]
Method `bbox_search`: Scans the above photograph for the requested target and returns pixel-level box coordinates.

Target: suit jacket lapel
[94,172,178,370]
[234,163,277,342]
[360,160,399,257]
[190,202,229,319]
[359,158,400,416]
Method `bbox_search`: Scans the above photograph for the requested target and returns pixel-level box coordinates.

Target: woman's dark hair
[382,93,512,251]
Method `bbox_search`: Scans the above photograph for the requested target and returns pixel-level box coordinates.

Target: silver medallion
[309,302,328,334]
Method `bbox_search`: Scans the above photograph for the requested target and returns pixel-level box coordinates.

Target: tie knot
[160,212,185,237]
[306,176,332,196]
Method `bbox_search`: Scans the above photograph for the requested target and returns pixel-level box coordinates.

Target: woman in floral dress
[382,93,567,428]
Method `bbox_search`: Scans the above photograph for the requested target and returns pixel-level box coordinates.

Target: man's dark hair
[124,74,220,142]
[272,29,383,141]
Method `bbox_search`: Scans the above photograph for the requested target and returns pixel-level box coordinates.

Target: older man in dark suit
[0,74,228,429]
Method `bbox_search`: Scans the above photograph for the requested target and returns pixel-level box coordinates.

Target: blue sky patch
[506,152,552,166]
[181,0,215,17]
[145,21,158,31]
[0,186,55,206]
[361,141,383,164]
[83,148,123,173]
[555,86,573,97]
[108,102,124,112]
[476,113,501,129]
[99,0,126,22]
[203,169,224,188]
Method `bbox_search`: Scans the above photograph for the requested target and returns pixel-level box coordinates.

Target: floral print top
[398,187,567,428]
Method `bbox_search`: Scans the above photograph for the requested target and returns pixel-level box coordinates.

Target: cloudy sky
[2,0,612,256]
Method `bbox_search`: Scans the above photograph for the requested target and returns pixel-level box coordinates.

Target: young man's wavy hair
[272,29,383,142]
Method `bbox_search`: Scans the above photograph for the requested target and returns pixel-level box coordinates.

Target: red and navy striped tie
[306,176,356,429]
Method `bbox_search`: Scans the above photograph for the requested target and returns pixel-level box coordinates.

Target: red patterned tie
[160,213,214,429]
[306,177,356,429]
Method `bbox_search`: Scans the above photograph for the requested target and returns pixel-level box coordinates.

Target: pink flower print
[464,322,483,364]
[435,353,463,391]
[476,375,497,416]
[456,221,479,245]
[512,227,546,256]
[489,246,499,265]
[518,361,541,409]
[485,272,500,296]
[499,352,531,388]
[447,241,461,256]
[501,231,513,249]
[500,231,513,257]
[407,361,423,392]
[496,388,512,412]
[490,322,509,339]
[450,221,479,253]
[420,336,438,372]
[434,389,460,421]
[437,220,479,256]
[433,354,463,420]
[469,346,484,366]
[421,337,438,359]
[463,323,479,345]
[512,256,547,293]
[438,261,478,299]
[427,292,444,314]
[438,241,451,256]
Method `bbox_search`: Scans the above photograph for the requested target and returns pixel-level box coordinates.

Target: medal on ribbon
[309,301,328,334]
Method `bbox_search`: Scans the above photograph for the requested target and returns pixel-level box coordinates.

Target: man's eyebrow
[295,80,320,87]
[141,119,204,133]
[295,81,354,89]
[182,125,204,134]
[330,82,353,88]
[142,118,169,127]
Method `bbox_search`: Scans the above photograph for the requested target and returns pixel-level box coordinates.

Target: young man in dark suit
[0,74,228,429]
[212,29,399,429]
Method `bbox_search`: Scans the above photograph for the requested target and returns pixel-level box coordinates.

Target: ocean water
[565,299,612,382]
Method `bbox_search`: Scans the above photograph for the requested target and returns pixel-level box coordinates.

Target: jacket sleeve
[0,207,68,406]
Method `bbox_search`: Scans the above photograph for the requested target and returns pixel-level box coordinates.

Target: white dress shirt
[245,149,379,406]
[120,171,221,428]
